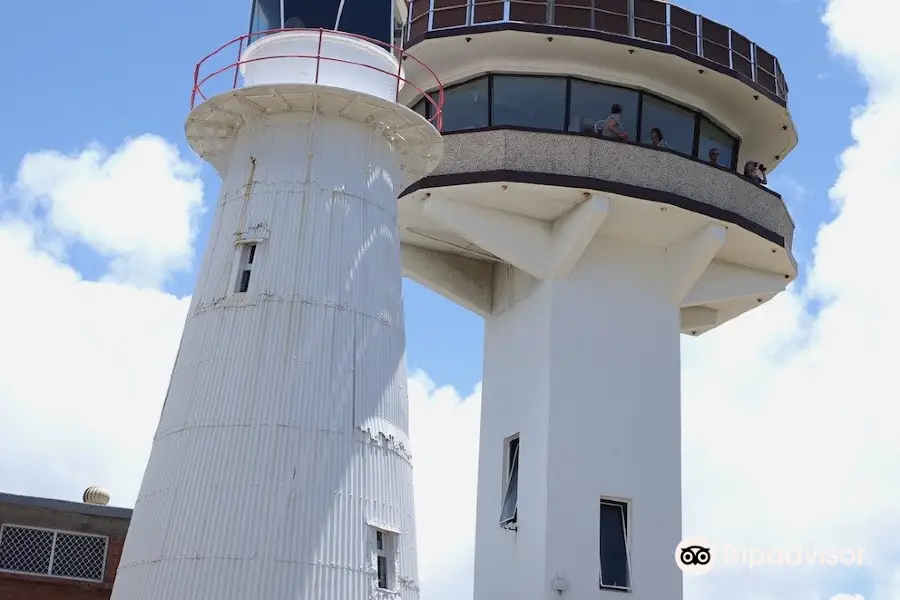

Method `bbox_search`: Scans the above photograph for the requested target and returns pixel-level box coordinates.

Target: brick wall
[0,497,131,600]
[0,571,112,600]
[0,536,123,600]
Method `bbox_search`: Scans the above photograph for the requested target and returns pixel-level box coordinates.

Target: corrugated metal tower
[110,1,443,597]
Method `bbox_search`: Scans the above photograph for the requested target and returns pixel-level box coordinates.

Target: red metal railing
[191,27,444,131]
[406,0,788,102]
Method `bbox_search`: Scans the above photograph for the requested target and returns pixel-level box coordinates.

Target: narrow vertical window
[500,435,519,528]
[235,243,257,293]
[599,498,631,591]
[371,528,396,591]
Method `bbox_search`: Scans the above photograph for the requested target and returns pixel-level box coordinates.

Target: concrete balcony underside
[398,129,797,335]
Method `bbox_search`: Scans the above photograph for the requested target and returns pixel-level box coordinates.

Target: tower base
[473,233,684,600]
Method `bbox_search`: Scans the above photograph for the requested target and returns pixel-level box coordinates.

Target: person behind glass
[743,160,768,184]
[707,147,720,166]
[650,128,667,148]
[597,104,628,140]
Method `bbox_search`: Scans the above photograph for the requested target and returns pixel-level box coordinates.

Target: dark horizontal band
[403,168,786,248]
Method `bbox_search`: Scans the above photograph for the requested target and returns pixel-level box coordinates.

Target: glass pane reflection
[569,79,638,138]
[250,0,281,42]
[414,74,743,173]
[639,95,696,155]
[432,77,490,130]
[492,75,566,130]
[698,116,734,168]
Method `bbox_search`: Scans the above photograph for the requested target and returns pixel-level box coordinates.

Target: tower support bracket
[423,194,609,280]
[666,223,727,305]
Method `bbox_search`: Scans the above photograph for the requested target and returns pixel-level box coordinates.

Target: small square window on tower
[599,498,631,591]
[499,434,519,529]
[371,527,397,591]
[234,243,257,294]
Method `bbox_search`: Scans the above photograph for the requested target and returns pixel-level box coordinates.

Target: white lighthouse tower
[110,1,443,597]
[395,0,797,598]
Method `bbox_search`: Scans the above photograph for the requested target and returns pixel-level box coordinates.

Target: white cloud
[677,0,900,596]
[12,135,205,288]
[409,372,481,600]
[2,0,899,594]
[0,135,200,503]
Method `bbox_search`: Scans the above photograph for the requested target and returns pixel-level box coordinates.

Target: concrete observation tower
[110,0,442,597]
[396,1,797,598]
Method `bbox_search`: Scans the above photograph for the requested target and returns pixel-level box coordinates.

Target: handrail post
[774,59,782,99]
[627,0,635,38]
[315,28,324,84]
[665,2,671,45]
[695,14,702,57]
[750,43,757,84]
[727,29,734,69]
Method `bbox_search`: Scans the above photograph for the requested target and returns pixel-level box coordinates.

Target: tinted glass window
[412,98,428,119]
[698,116,735,168]
[434,78,490,131]
[283,0,327,29]
[599,502,630,588]
[639,95,696,155]
[250,0,281,40]
[569,79,639,138]
[282,0,394,43]
[492,75,566,130]
[500,438,519,523]
[337,0,395,43]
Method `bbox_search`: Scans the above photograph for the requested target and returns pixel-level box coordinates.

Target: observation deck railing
[191,27,445,130]
[405,0,787,102]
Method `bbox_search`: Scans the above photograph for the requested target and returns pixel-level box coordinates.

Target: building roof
[0,492,132,520]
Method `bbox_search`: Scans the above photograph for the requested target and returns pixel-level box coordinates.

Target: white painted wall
[473,234,684,600]
[112,109,419,600]
[240,31,404,101]
[474,281,551,600]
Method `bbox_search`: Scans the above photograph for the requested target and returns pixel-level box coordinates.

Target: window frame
[697,113,740,171]
[566,76,642,138]
[234,242,258,294]
[246,0,257,38]
[0,524,109,583]
[499,433,520,529]
[637,91,700,156]
[490,73,569,131]
[598,498,631,592]
[248,0,284,41]
[425,74,491,130]
[408,72,742,166]
[371,527,397,592]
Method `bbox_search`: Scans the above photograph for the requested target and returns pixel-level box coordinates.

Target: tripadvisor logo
[675,537,865,574]
[676,538,714,575]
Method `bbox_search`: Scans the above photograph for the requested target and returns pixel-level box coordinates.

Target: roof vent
[82,486,110,506]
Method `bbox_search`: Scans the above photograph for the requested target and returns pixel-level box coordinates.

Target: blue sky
[0,0,862,394]
[1,1,896,599]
